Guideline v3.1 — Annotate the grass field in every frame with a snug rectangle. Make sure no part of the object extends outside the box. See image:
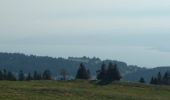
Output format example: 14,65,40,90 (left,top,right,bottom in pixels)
0,80,170,100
